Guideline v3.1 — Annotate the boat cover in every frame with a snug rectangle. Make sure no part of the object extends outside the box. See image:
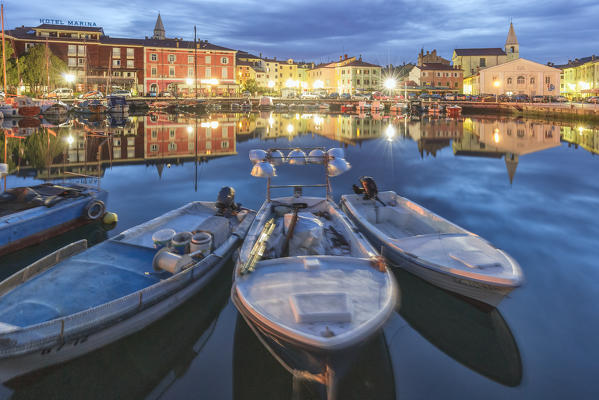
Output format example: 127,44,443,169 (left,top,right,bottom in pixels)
0,184,87,217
